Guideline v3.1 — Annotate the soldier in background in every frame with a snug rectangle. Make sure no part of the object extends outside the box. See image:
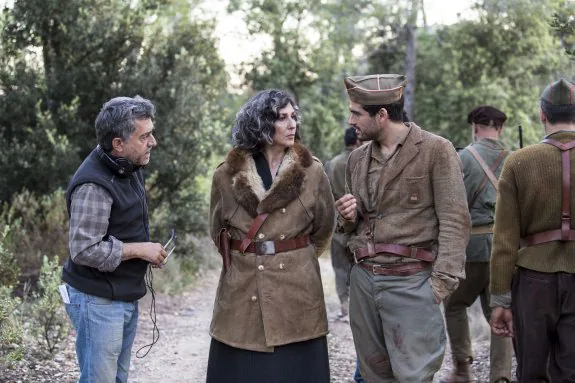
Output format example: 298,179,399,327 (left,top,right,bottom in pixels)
443,106,513,383
327,127,361,320
490,78,575,382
